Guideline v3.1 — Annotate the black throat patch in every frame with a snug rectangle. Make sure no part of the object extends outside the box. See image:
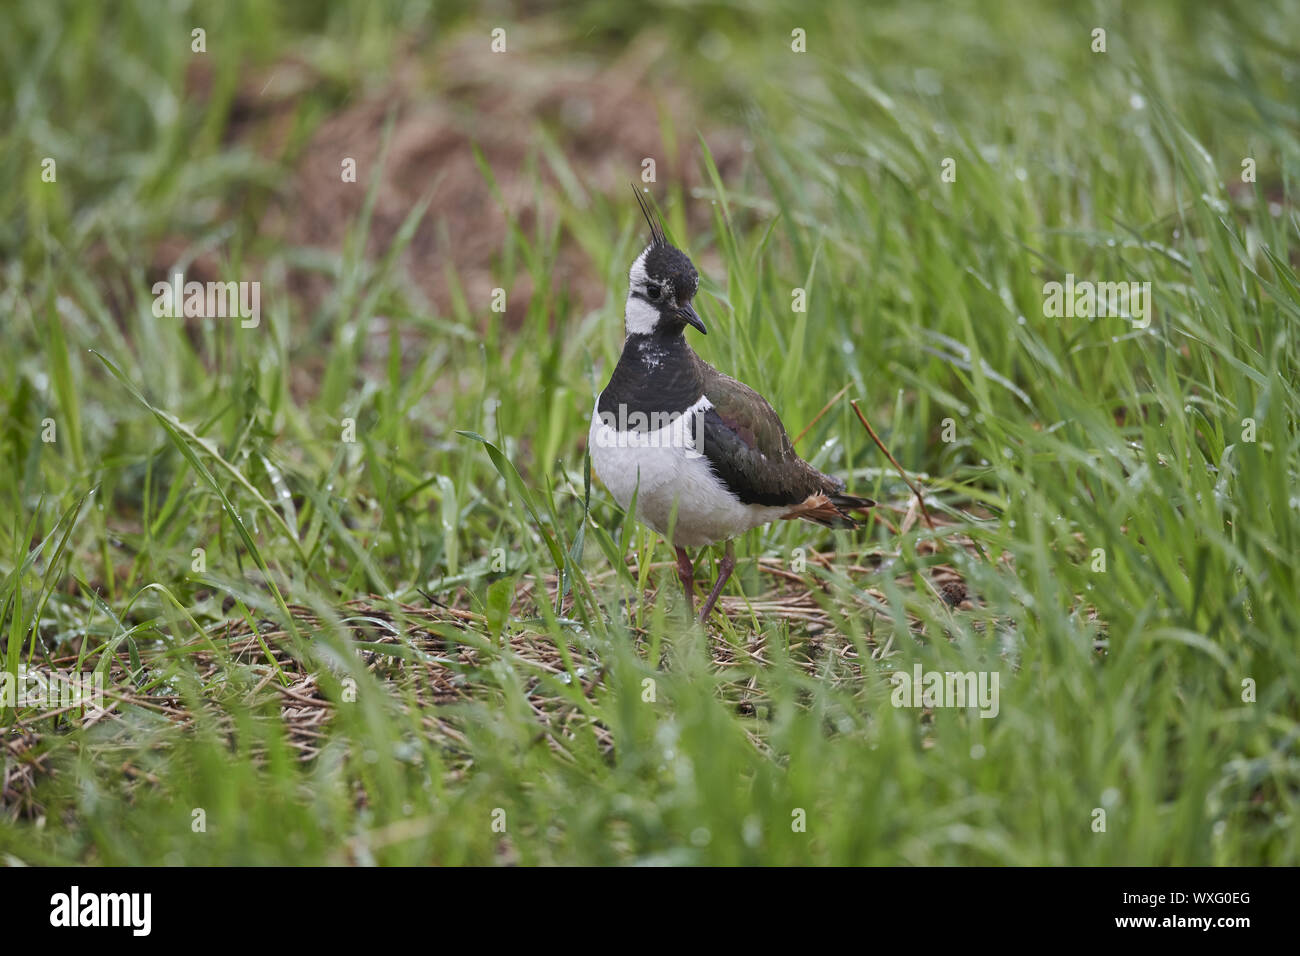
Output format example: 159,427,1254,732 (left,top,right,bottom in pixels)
597,333,705,429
